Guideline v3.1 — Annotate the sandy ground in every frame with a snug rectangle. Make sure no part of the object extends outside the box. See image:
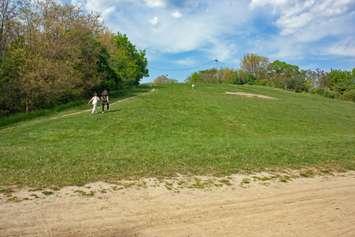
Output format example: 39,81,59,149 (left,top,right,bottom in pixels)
226,91,276,99
1,172,355,237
